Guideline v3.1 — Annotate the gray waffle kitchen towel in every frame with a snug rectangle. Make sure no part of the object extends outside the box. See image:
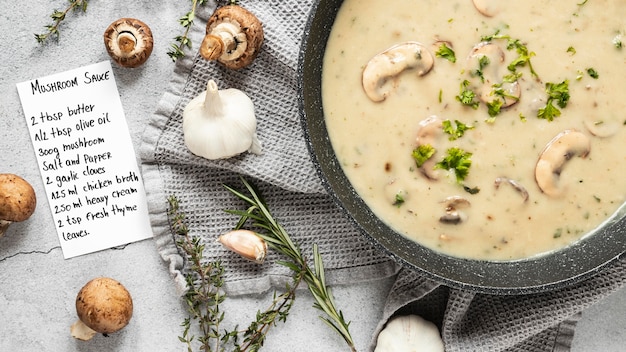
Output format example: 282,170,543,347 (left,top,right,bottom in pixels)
139,1,626,351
